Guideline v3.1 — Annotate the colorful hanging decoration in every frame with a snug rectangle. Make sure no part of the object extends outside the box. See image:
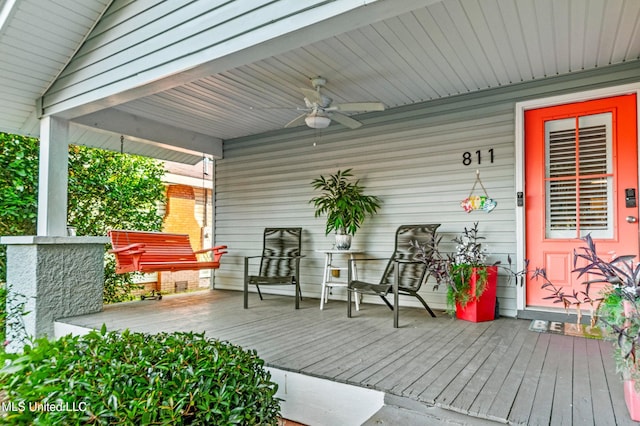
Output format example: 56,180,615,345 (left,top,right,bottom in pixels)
461,170,497,213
